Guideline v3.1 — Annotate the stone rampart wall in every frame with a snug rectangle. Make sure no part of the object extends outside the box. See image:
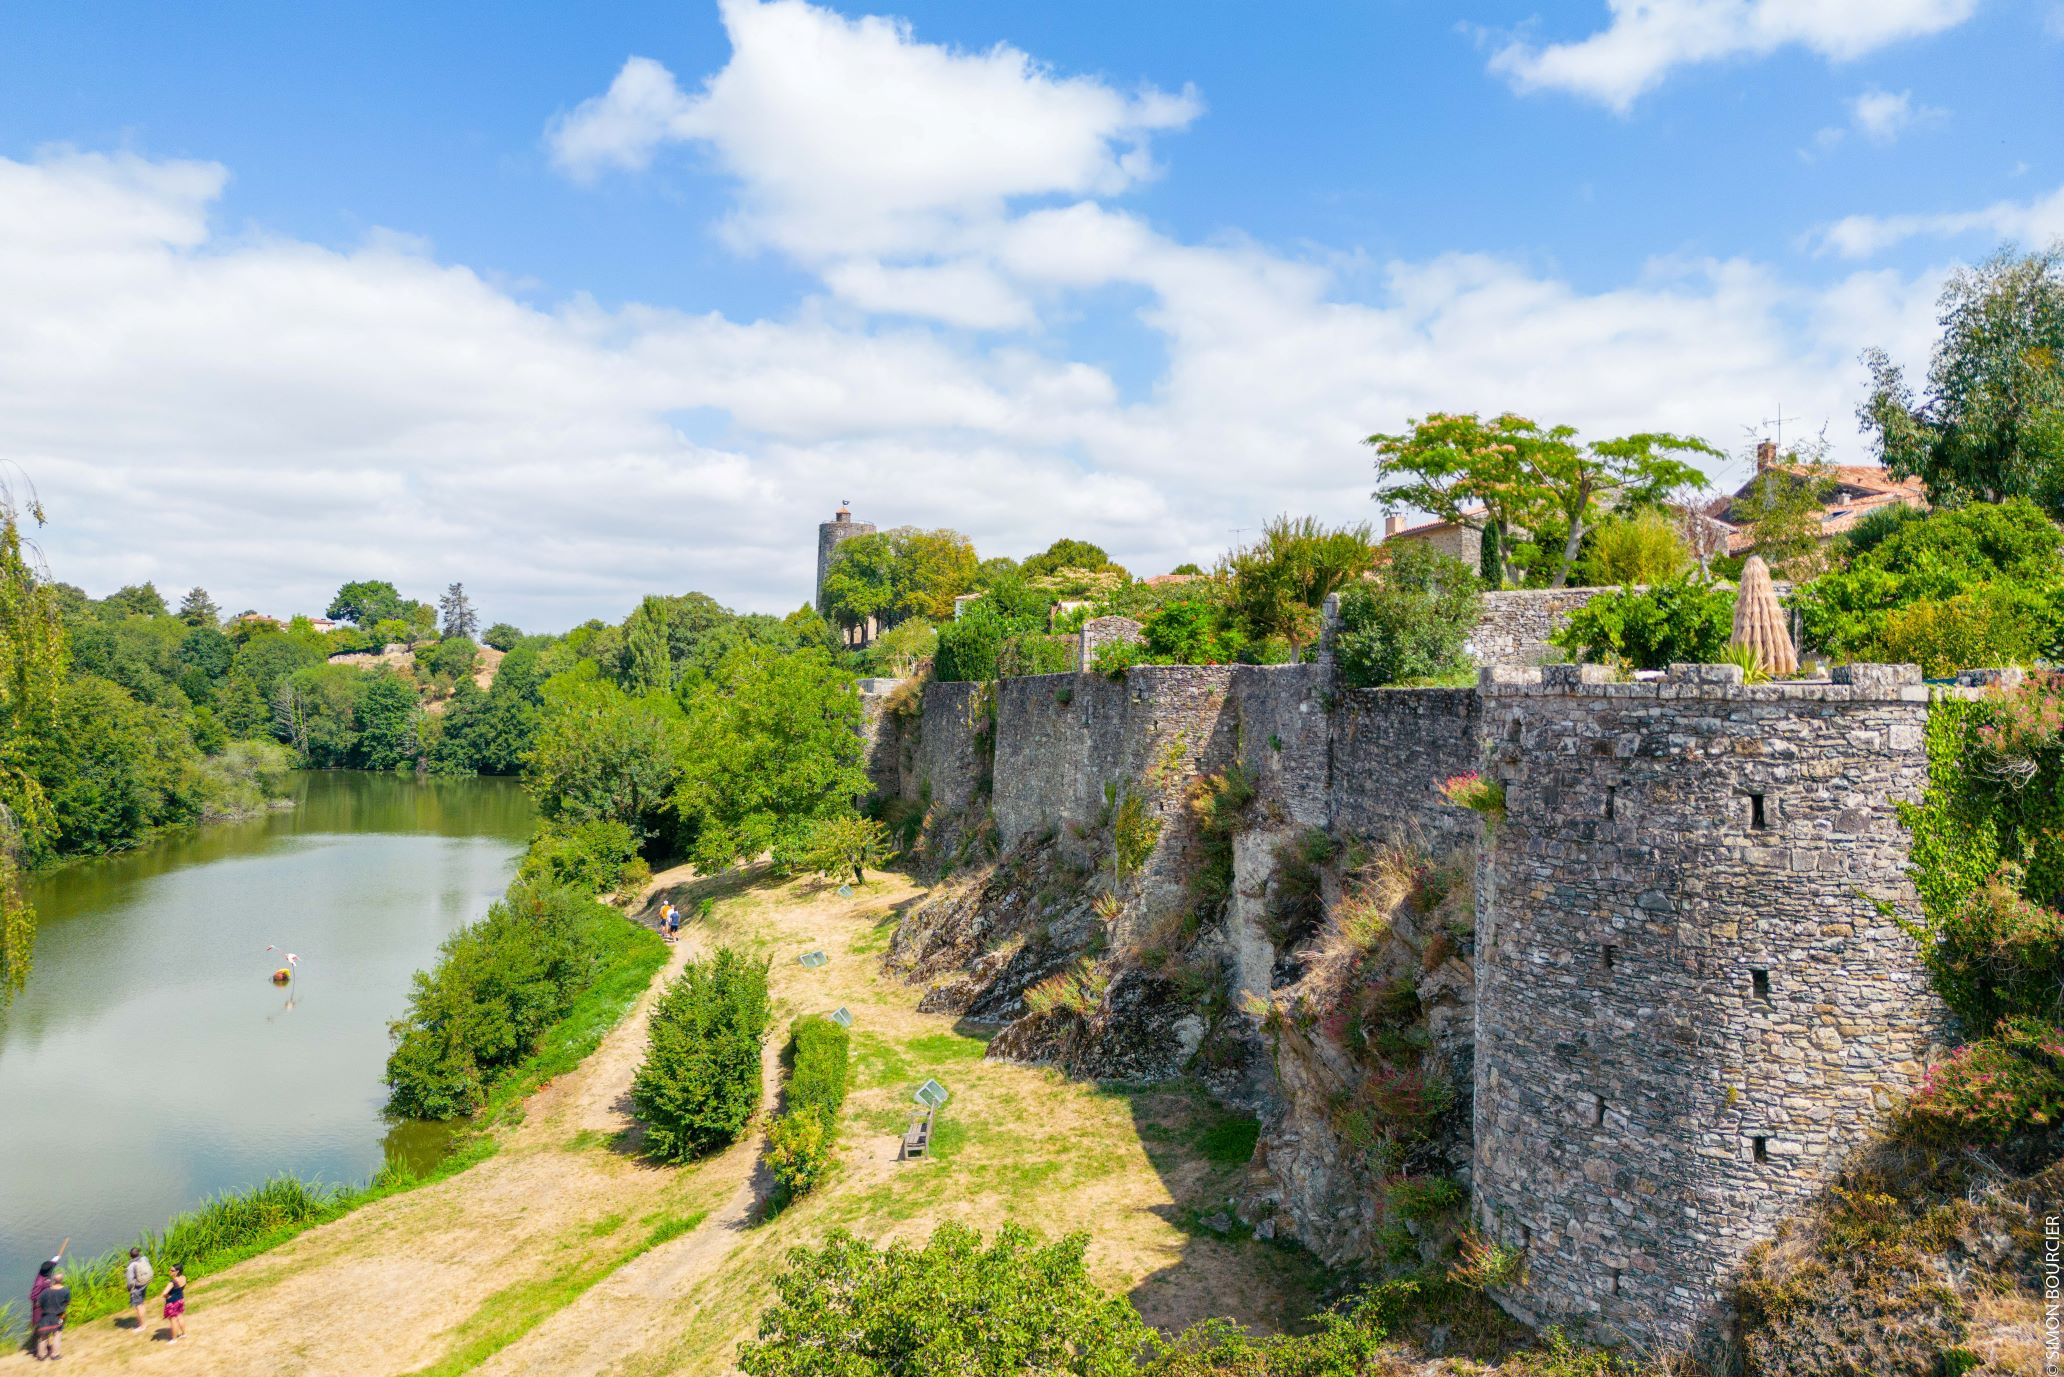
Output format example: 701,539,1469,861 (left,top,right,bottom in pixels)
1471,662,1947,1351
1330,687,1482,851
